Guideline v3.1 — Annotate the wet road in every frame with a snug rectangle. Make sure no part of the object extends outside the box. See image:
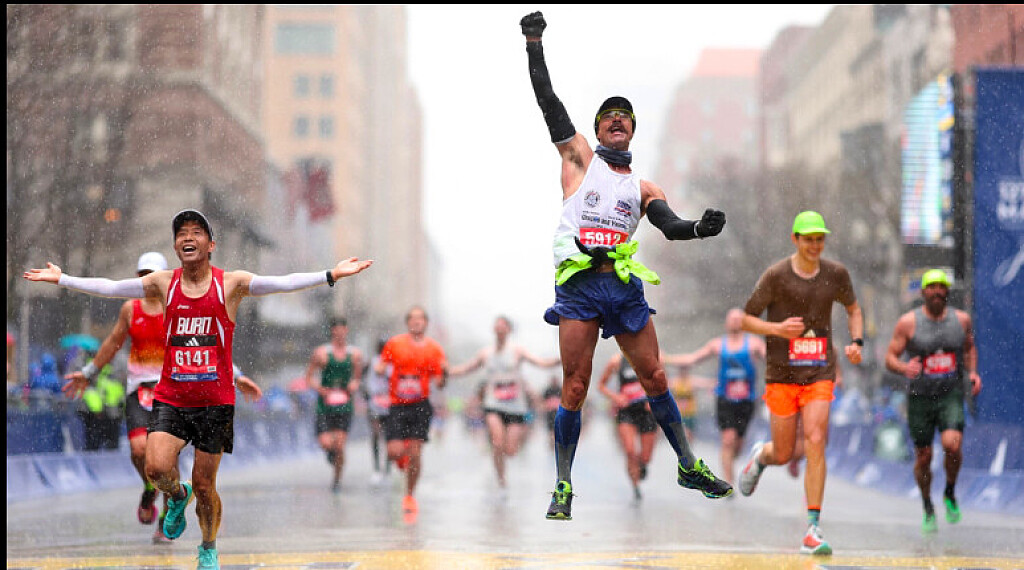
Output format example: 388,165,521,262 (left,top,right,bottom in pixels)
7,413,1024,569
